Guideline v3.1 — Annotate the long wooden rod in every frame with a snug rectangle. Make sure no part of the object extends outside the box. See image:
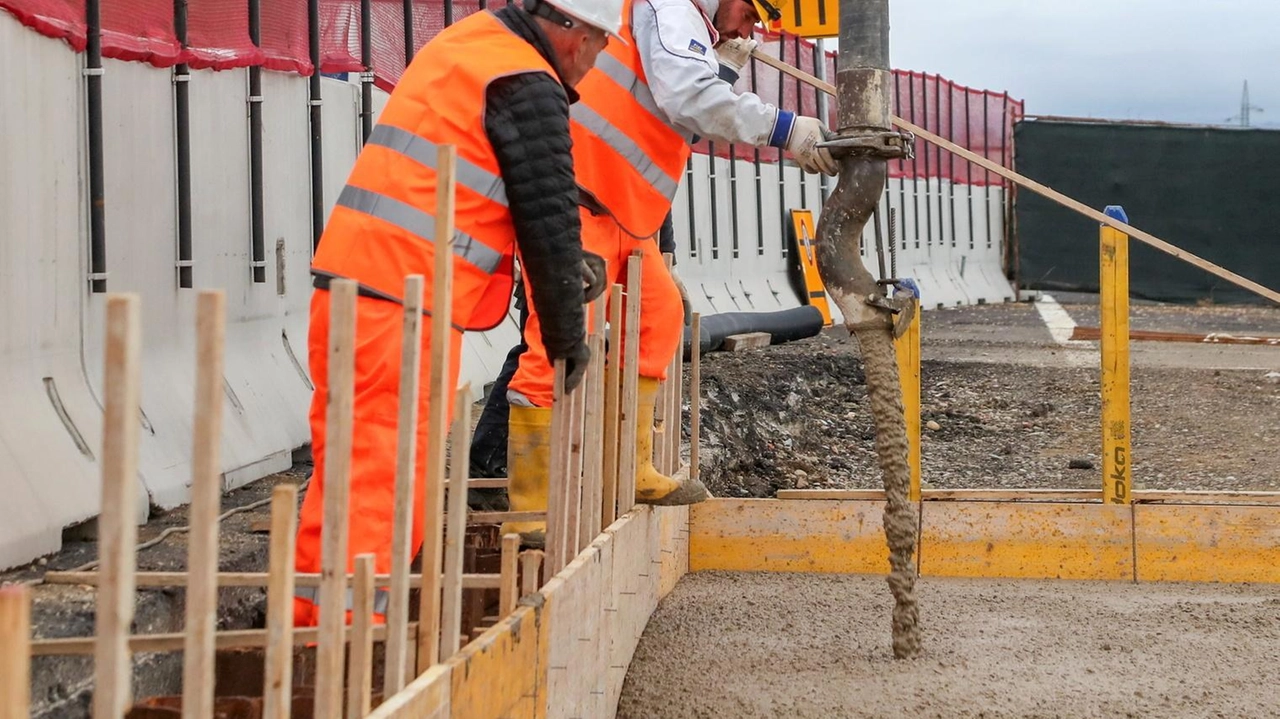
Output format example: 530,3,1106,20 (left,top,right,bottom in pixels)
750,49,1280,306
